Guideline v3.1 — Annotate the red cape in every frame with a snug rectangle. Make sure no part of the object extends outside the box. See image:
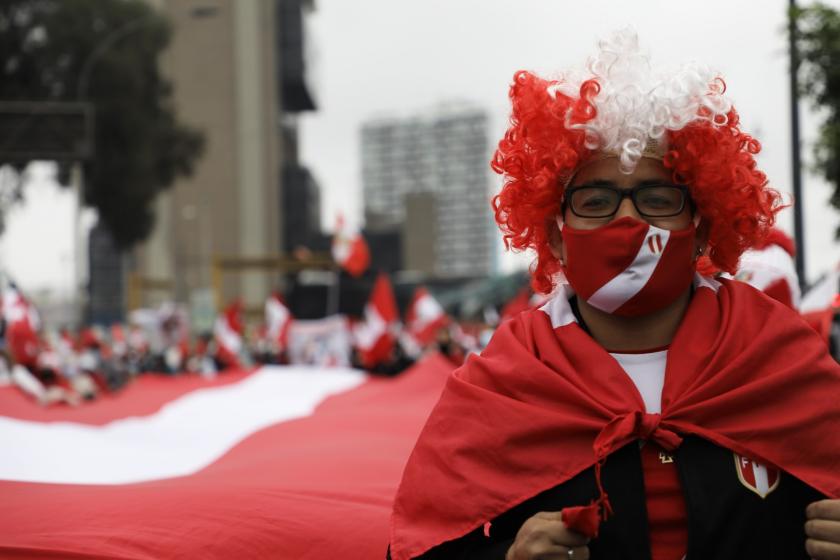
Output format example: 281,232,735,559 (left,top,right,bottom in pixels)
390,278,840,559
